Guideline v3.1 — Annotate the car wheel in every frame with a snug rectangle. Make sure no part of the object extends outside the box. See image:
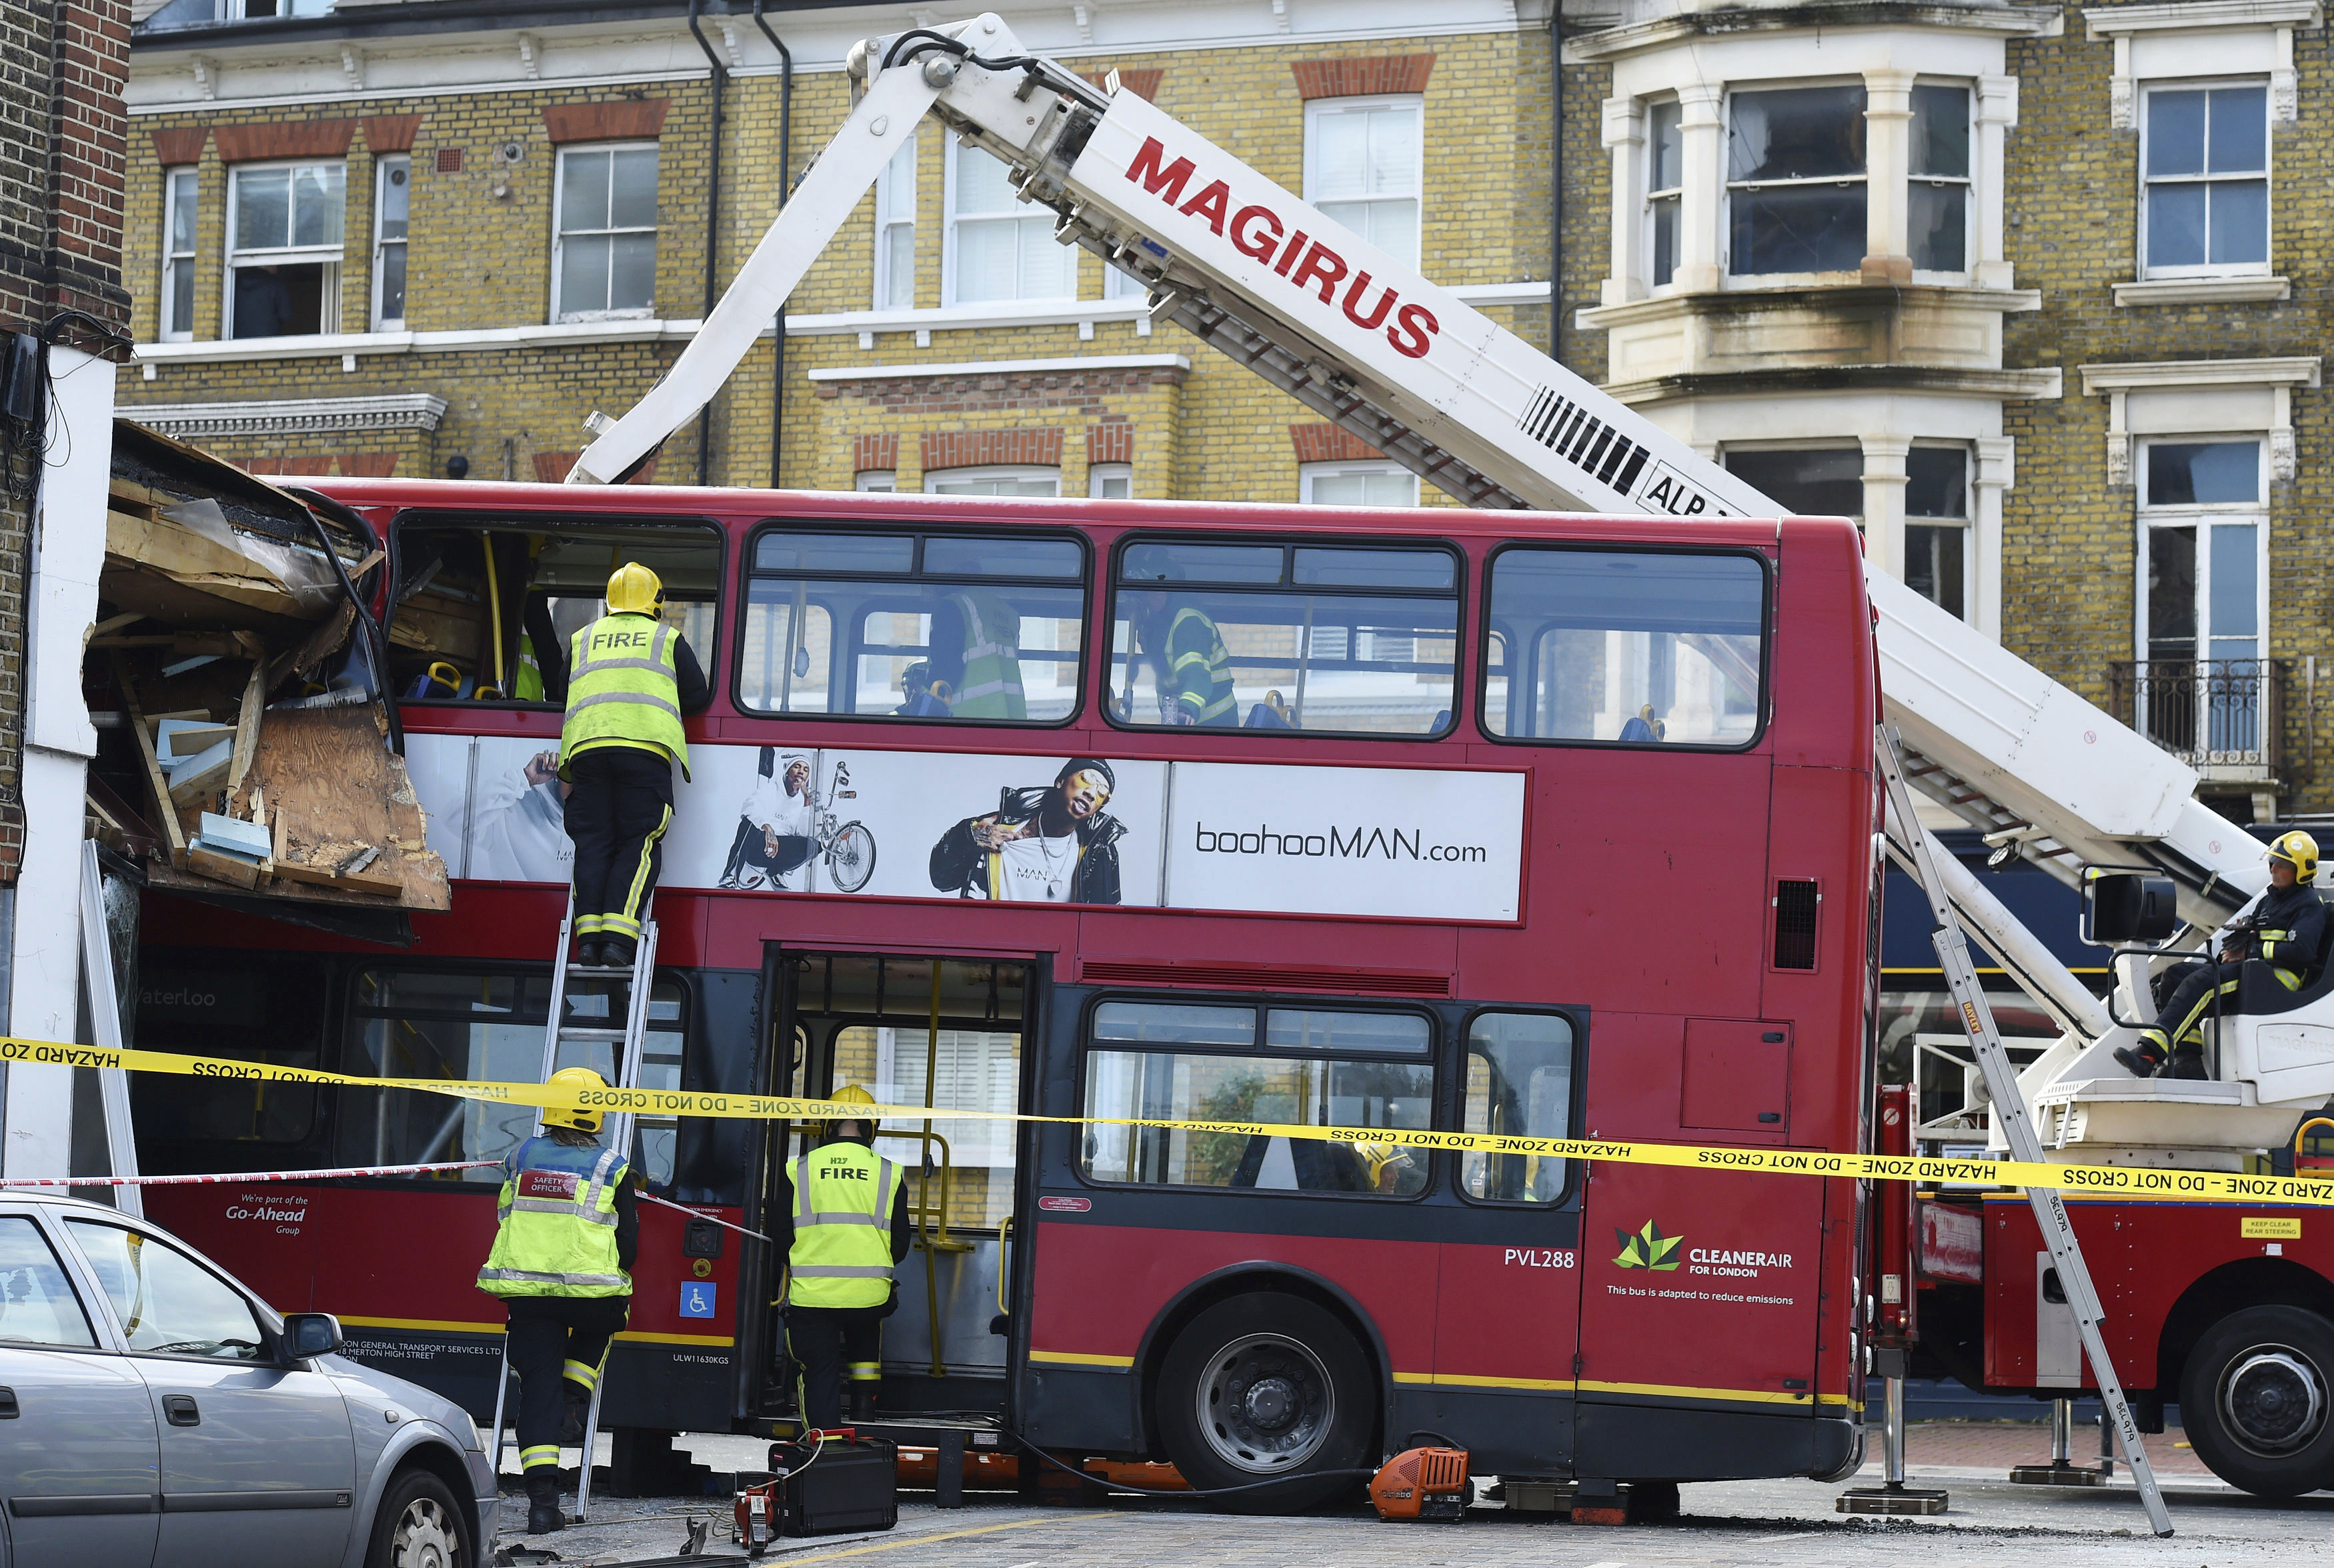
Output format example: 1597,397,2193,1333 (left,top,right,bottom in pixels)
366,1466,471,1568
1156,1292,1373,1513
2178,1304,2334,1497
